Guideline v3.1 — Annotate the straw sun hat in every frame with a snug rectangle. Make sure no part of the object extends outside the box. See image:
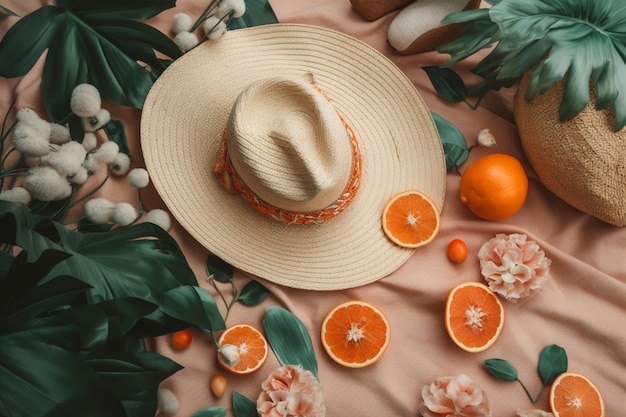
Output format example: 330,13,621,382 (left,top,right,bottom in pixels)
141,24,446,290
